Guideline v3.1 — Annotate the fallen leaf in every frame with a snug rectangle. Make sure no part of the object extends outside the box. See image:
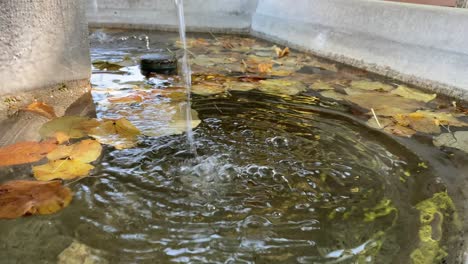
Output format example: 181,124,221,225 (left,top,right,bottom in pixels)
0,140,57,167
224,81,256,92
258,63,273,74
33,160,94,181
390,85,436,102
274,46,290,58
92,61,122,71
0,180,72,219
311,80,335,90
351,80,394,92
47,139,102,163
366,117,394,130
54,132,71,144
167,106,202,135
192,83,226,96
344,90,424,116
258,79,307,96
23,101,57,119
40,116,98,139
433,131,468,153
384,124,417,137
108,94,143,103
320,90,346,101
58,241,107,264
88,118,141,150
394,112,441,134
413,110,468,127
